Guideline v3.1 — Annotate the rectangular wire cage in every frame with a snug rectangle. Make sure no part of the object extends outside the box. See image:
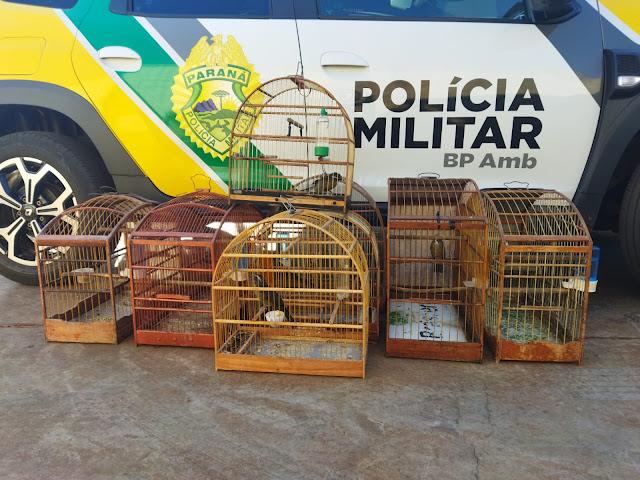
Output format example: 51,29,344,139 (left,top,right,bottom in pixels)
36,194,154,344
128,192,263,348
212,210,369,378
482,189,592,363
386,178,488,362
228,76,355,211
